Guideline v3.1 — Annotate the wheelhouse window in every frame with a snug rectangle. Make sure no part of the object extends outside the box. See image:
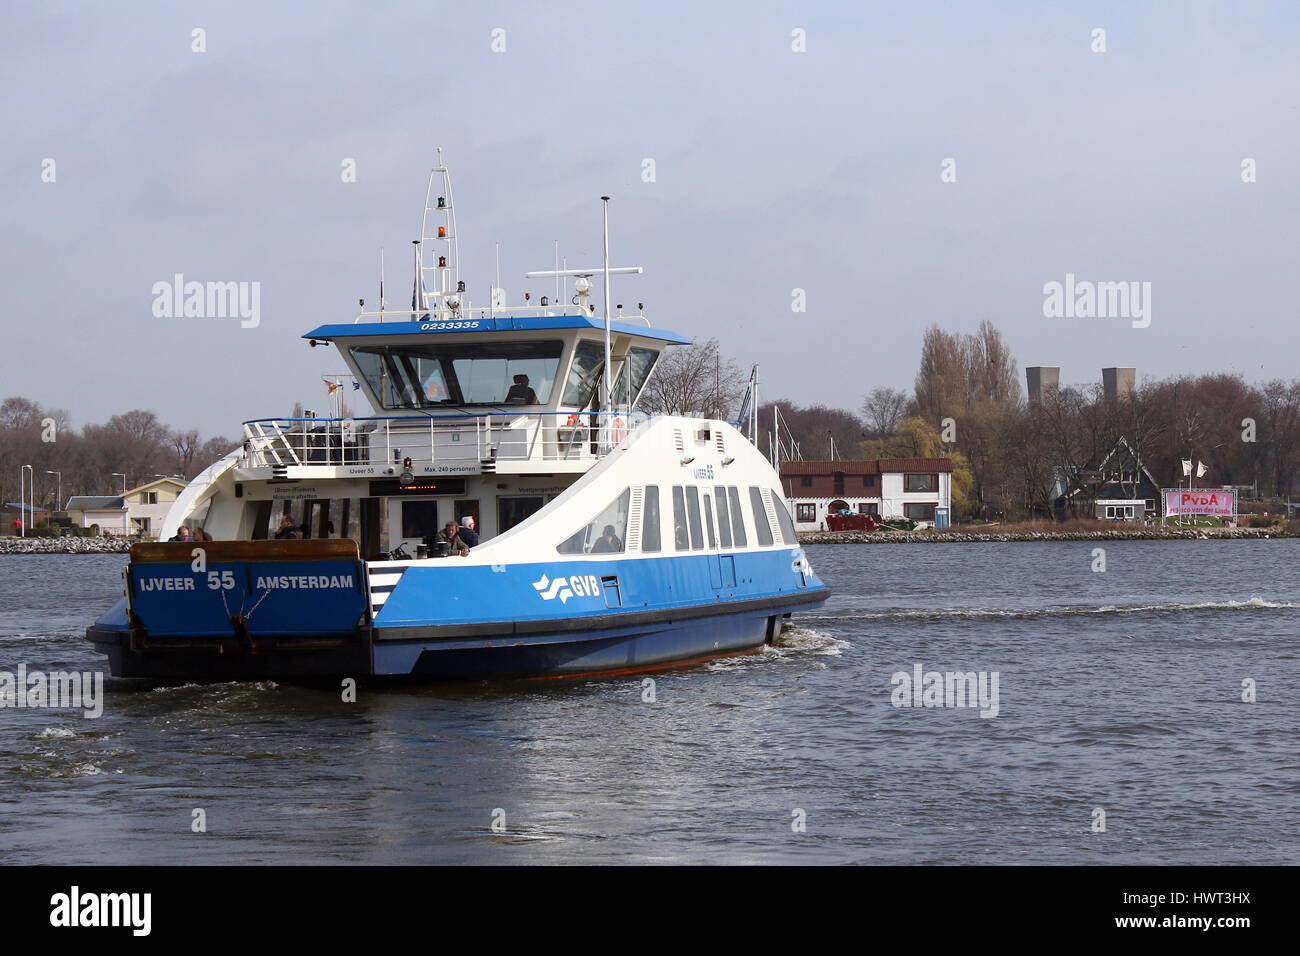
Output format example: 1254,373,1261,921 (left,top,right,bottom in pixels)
351,340,563,409
558,488,630,554
562,340,606,409
612,347,660,406
905,473,938,492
